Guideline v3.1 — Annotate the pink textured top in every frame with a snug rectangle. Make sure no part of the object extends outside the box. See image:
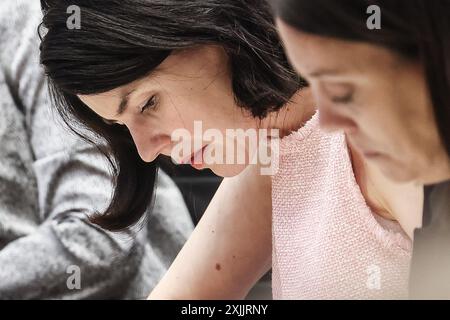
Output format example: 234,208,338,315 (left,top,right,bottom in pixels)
271,112,412,299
